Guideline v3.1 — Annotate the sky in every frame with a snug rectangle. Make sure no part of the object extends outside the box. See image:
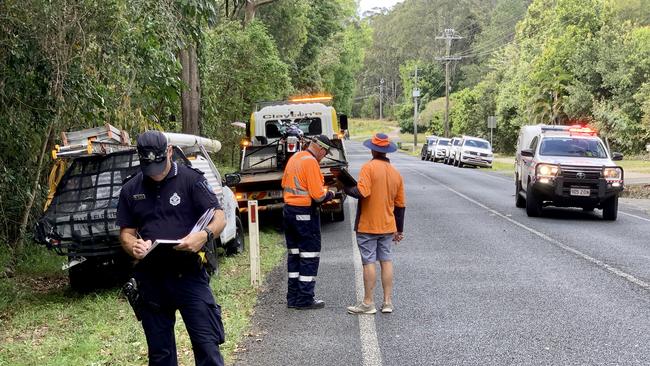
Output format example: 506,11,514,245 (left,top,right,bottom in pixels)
358,0,405,15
